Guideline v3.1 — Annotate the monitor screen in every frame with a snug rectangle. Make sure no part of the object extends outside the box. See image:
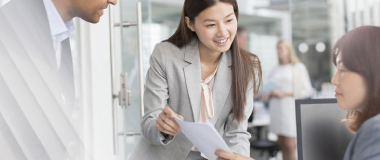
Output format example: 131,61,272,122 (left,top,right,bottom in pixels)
296,99,355,160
